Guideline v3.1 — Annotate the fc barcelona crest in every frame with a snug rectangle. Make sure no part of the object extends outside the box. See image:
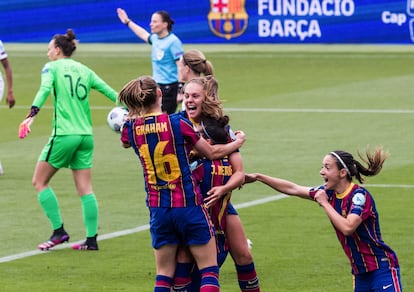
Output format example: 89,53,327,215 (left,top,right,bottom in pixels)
208,0,248,40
